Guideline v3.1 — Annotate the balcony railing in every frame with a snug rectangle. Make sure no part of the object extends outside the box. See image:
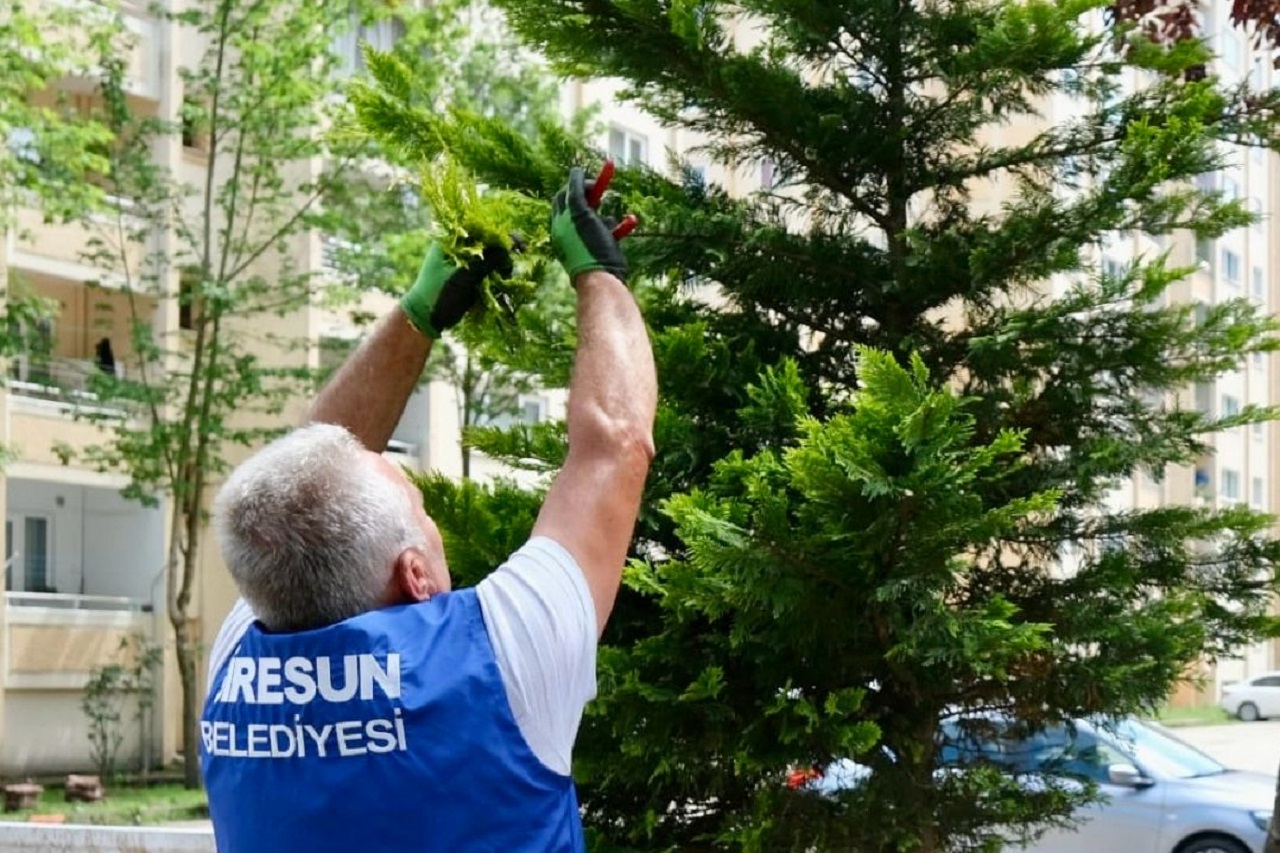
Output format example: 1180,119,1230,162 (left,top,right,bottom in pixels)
5,591,150,612
8,355,137,416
